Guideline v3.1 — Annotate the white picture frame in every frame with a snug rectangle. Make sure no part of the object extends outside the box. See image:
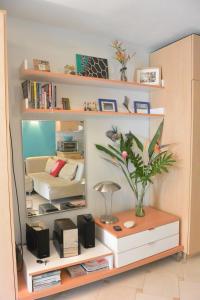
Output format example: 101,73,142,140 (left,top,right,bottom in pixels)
136,68,161,86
